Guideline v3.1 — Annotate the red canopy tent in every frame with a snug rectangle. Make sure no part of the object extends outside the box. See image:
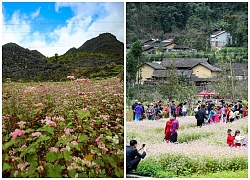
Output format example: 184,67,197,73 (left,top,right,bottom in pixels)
198,90,210,96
